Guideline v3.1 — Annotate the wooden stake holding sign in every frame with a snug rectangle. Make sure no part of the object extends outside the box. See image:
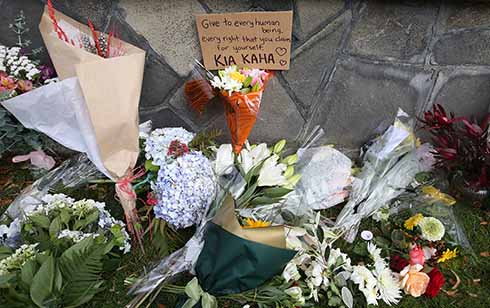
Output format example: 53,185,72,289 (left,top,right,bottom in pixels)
195,11,293,70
